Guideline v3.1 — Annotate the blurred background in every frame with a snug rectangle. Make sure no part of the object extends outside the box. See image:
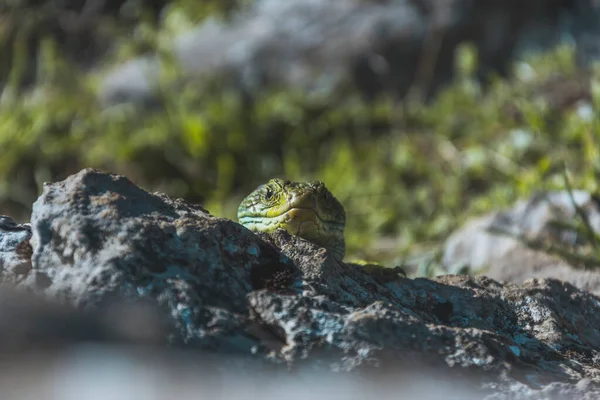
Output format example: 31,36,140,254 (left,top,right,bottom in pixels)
1,0,599,266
